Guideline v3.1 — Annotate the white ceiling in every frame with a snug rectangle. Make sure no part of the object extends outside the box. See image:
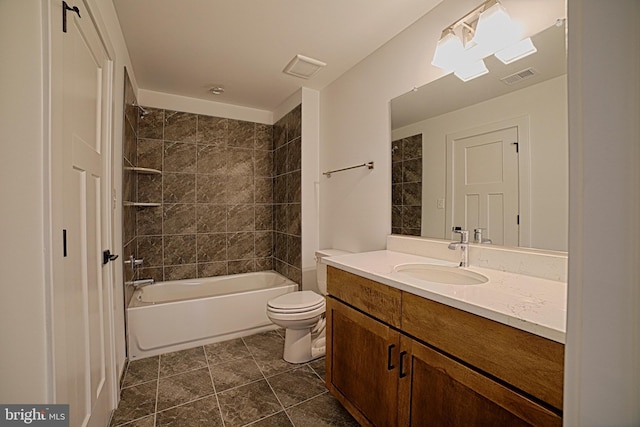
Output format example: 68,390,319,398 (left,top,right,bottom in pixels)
113,0,443,112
